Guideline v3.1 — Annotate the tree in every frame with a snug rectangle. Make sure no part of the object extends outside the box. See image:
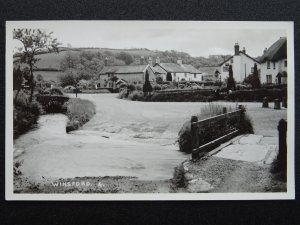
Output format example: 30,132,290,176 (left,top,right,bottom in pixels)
226,65,236,90
60,51,80,71
116,52,134,65
13,29,60,101
243,63,261,88
13,66,27,102
59,69,83,97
